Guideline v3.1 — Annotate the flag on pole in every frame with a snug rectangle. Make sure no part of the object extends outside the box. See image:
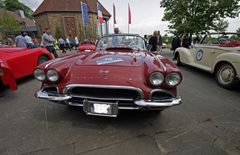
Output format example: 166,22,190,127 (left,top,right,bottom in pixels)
81,2,89,25
128,3,131,24
97,2,104,24
113,4,117,24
